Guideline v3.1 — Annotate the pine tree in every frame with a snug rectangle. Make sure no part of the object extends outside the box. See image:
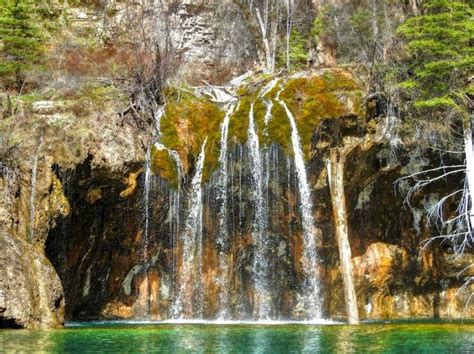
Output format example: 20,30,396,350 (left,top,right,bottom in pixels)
0,0,43,90
396,0,474,255
397,0,473,115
